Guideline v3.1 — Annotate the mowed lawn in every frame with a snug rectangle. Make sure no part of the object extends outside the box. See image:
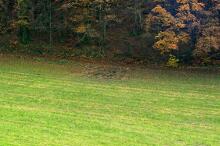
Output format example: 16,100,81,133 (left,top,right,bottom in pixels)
0,56,219,146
